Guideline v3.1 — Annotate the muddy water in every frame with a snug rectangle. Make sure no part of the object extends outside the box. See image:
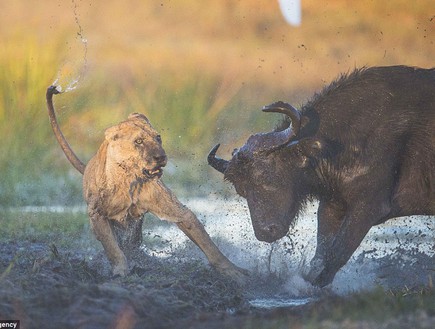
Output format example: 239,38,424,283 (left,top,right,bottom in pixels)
1,198,433,328
11,198,435,300
145,197,434,305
